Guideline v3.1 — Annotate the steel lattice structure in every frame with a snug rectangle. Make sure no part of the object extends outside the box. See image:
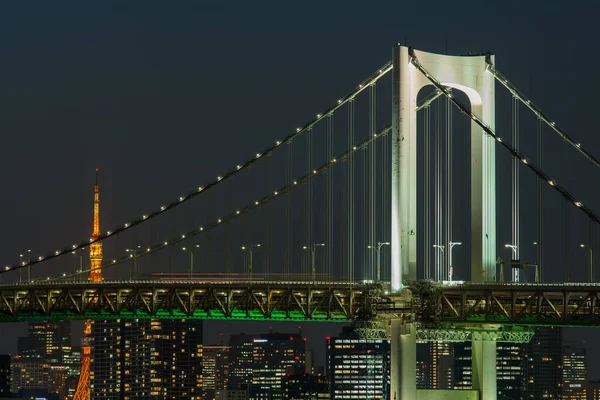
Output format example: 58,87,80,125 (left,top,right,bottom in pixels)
0,281,396,322
414,282,600,327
